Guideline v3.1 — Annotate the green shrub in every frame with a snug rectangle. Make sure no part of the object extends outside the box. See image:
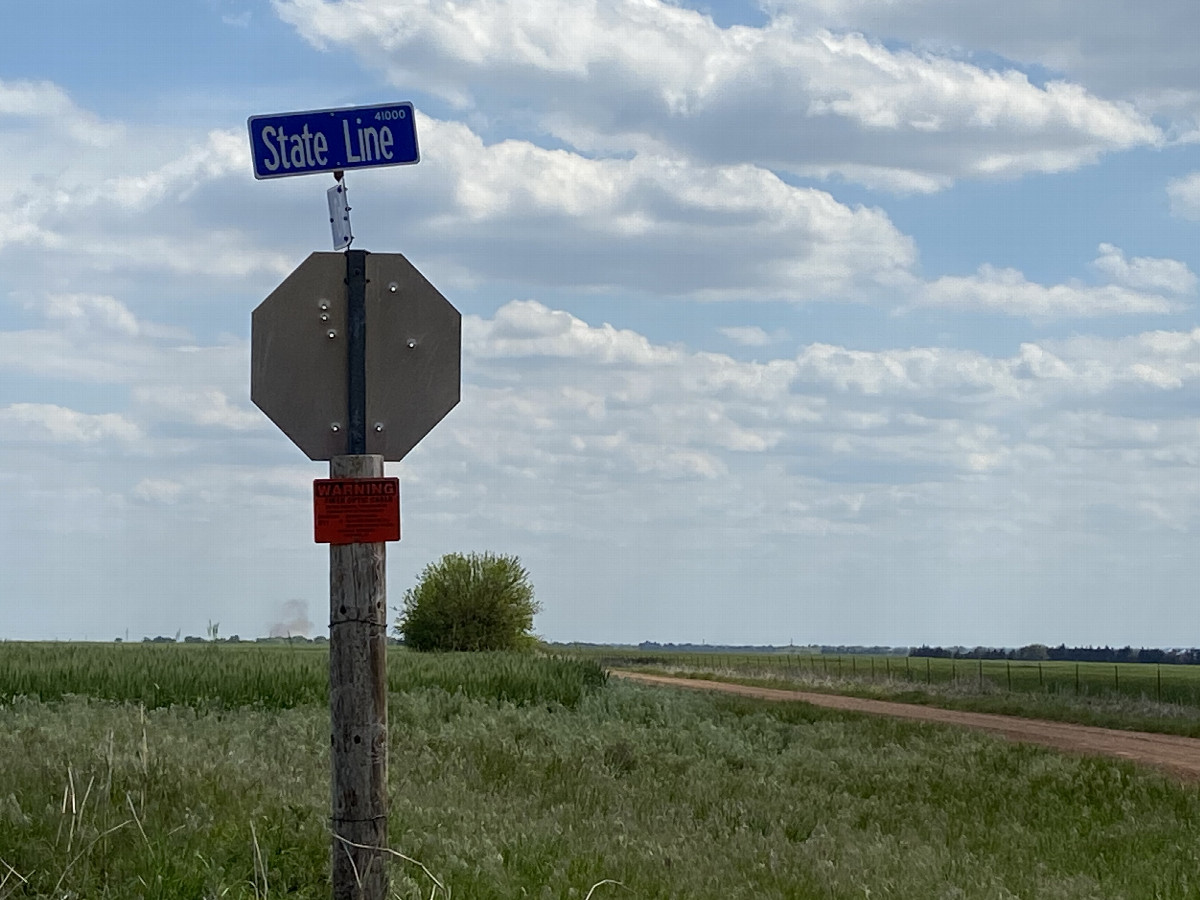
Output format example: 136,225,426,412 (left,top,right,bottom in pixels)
397,552,541,652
